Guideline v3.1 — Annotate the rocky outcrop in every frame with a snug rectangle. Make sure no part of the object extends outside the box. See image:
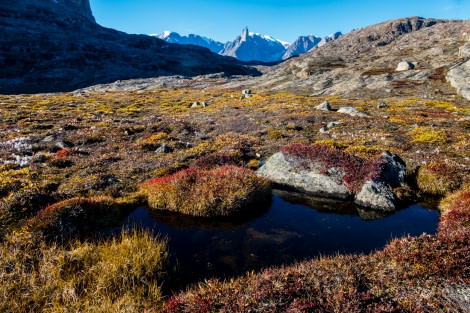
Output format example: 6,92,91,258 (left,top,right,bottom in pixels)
446,31,470,100
257,145,407,211
256,152,351,199
447,60,470,101
0,0,258,94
